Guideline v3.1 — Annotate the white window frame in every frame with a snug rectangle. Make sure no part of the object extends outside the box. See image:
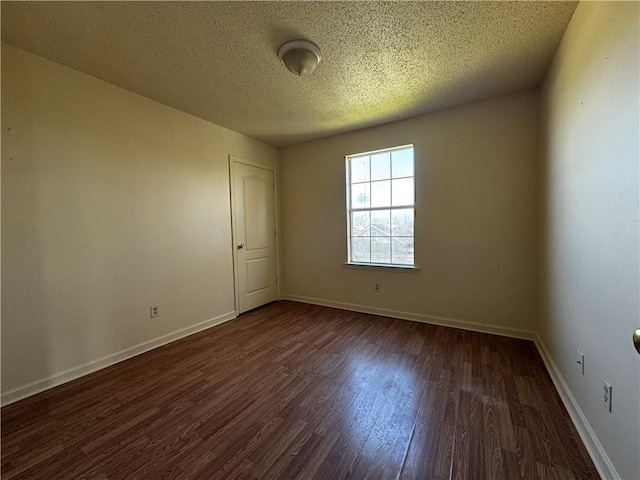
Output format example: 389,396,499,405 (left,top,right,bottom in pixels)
345,144,417,271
